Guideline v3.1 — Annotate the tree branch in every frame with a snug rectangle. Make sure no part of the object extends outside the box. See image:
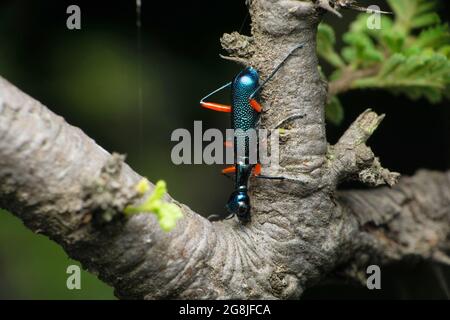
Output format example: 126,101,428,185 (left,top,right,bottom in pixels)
327,65,380,100
339,169,450,281
328,109,400,187
0,0,449,299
